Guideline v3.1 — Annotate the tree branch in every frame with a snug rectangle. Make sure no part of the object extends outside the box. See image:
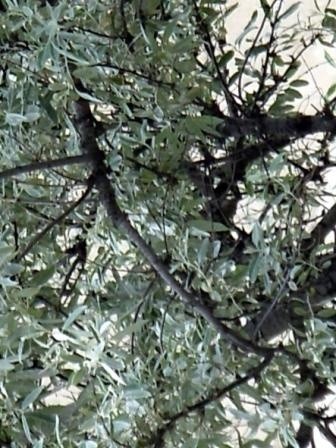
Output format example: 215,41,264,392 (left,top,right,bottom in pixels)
217,114,336,139
150,354,273,448
0,154,92,181
302,201,336,253
73,96,273,356
246,247,336,340
17,181,93,261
